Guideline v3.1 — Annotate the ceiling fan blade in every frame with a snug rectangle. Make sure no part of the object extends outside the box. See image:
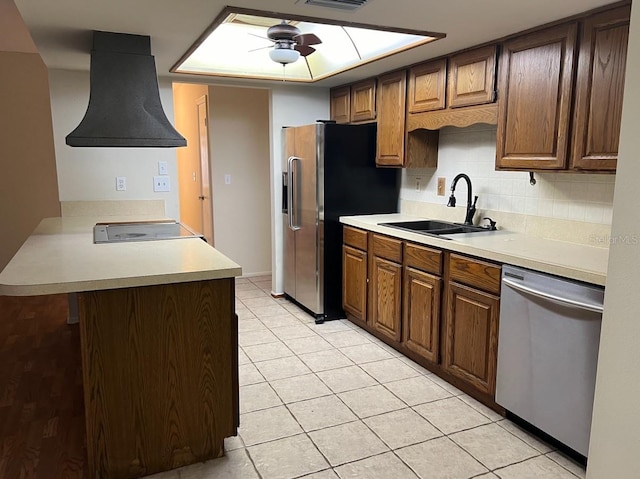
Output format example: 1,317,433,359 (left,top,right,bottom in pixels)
294,33,322,46
248,45,273,53
295,45,316,57
248,32,273,42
